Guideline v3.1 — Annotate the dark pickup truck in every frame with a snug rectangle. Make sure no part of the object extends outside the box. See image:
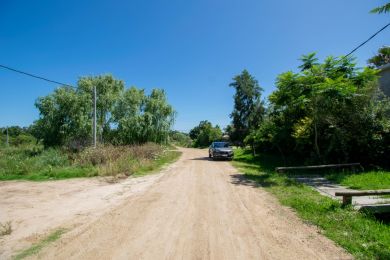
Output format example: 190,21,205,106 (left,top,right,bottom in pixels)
208,142,234,160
